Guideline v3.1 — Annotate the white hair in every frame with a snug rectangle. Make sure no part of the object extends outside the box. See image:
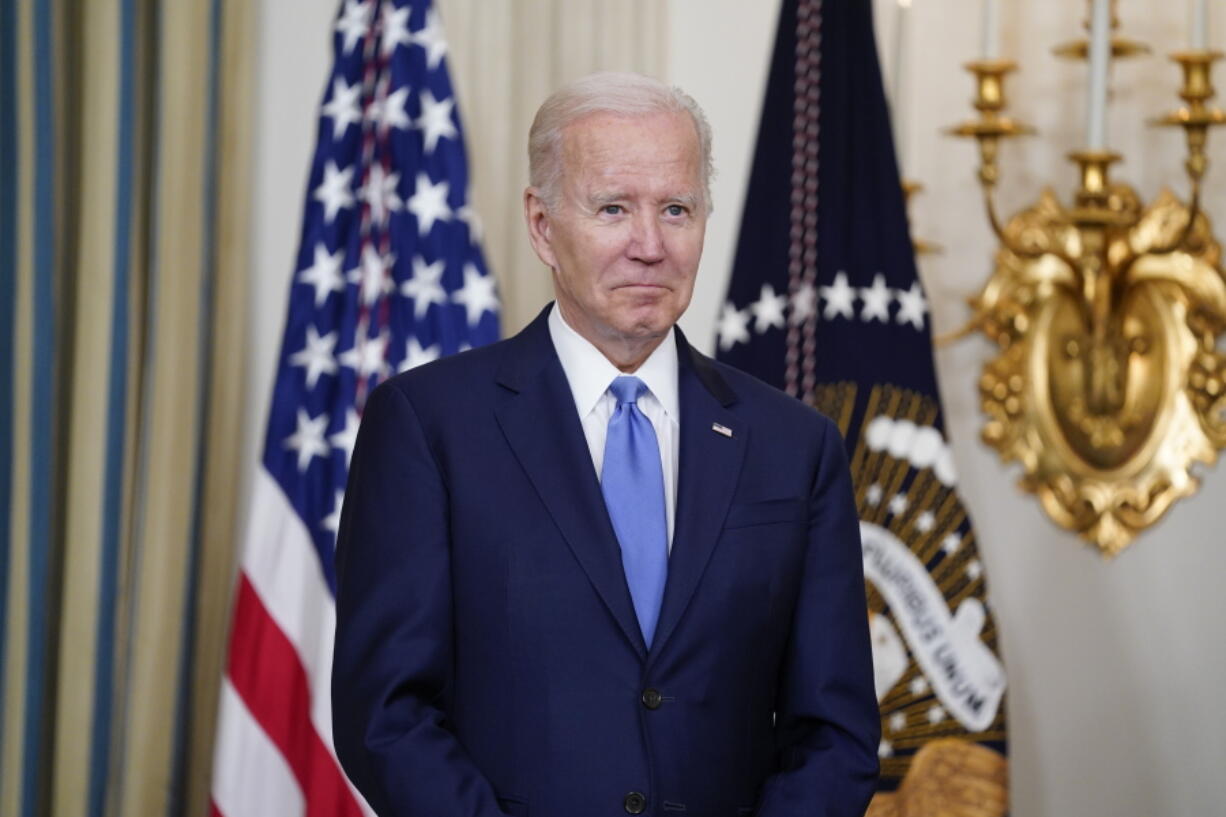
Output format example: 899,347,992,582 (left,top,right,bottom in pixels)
528,71,715,212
